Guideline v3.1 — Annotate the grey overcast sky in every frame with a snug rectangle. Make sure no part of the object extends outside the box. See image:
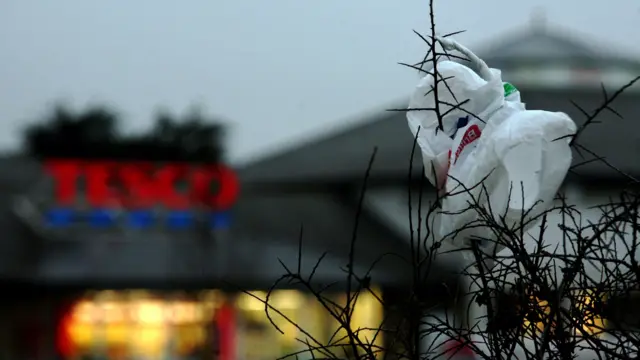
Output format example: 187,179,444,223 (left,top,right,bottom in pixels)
1,0,638,165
